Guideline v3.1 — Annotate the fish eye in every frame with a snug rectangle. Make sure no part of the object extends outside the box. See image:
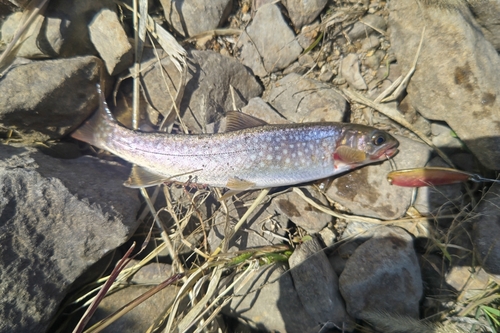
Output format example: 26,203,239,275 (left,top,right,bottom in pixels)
372,133,386,146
